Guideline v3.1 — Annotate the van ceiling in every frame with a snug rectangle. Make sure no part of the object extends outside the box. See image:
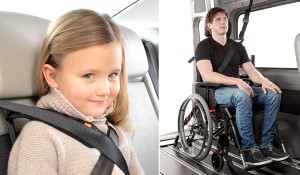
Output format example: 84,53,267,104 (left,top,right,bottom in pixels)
113,0,159,29
0,0,139,21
